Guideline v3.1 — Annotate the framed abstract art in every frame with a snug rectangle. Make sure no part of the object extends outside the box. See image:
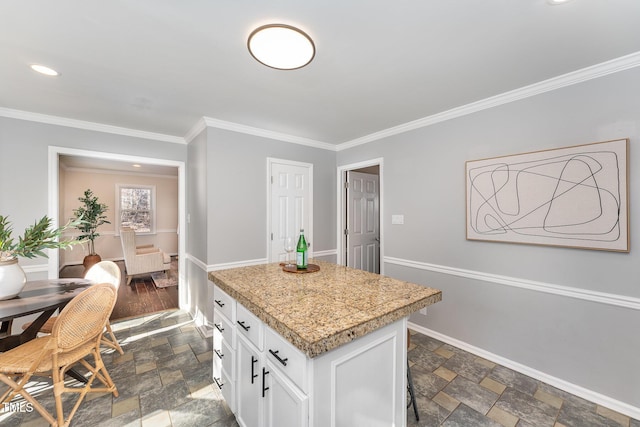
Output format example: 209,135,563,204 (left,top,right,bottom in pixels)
466,139,629,252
